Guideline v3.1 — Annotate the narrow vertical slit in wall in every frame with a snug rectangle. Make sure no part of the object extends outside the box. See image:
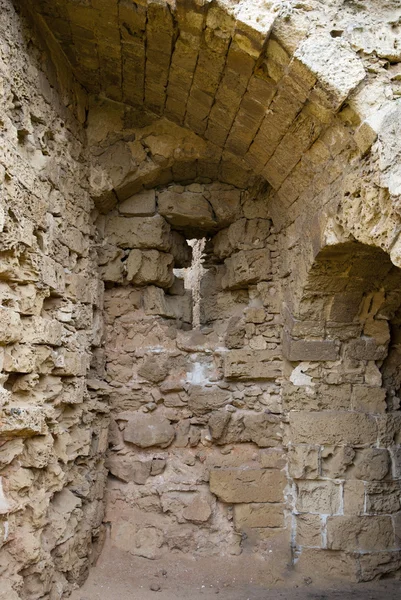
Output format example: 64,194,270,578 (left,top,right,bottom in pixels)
174,237,206,329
